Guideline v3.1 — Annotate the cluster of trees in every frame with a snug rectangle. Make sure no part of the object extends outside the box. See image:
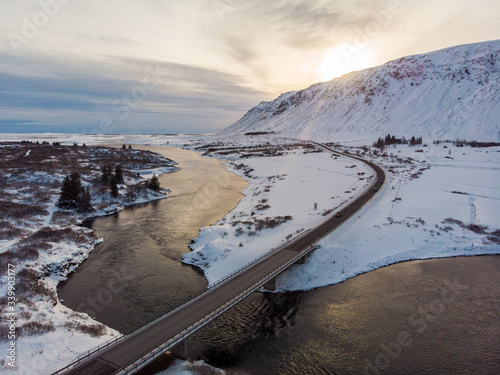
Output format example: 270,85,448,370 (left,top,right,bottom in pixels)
433,139,500,148
122,144,133,149
59,165,161,213
58,172,92,212
101,165,124,197
21,140,58,145
374,134,423,149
